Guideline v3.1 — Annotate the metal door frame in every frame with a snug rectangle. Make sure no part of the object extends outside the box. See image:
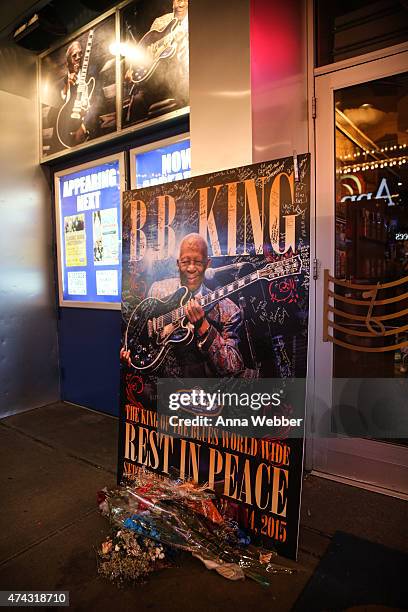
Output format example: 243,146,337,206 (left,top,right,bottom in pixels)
311,47,408,498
